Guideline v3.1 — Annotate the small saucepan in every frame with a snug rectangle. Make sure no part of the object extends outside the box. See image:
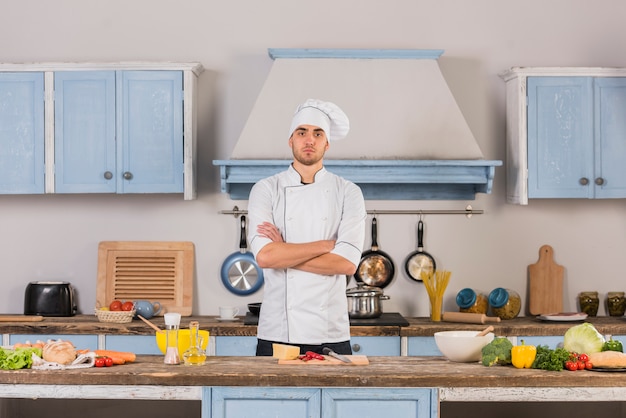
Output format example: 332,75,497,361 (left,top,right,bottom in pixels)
404,220,436,282
353,216,395,288
220,216,264,295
